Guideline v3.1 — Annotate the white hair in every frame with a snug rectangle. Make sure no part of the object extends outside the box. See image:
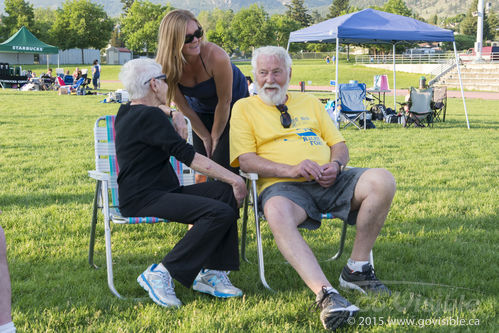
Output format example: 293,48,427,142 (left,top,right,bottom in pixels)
119,58,163,100
251,46,292,77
